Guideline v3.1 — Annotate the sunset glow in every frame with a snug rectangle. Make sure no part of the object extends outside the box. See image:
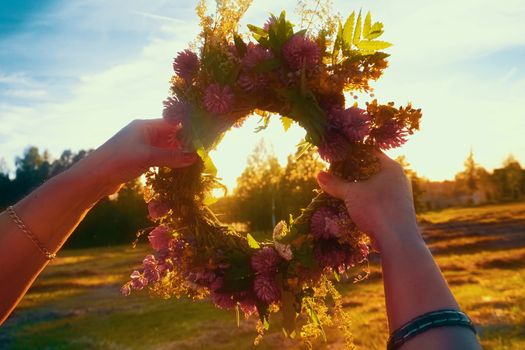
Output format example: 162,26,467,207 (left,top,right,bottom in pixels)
1,0,524,191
